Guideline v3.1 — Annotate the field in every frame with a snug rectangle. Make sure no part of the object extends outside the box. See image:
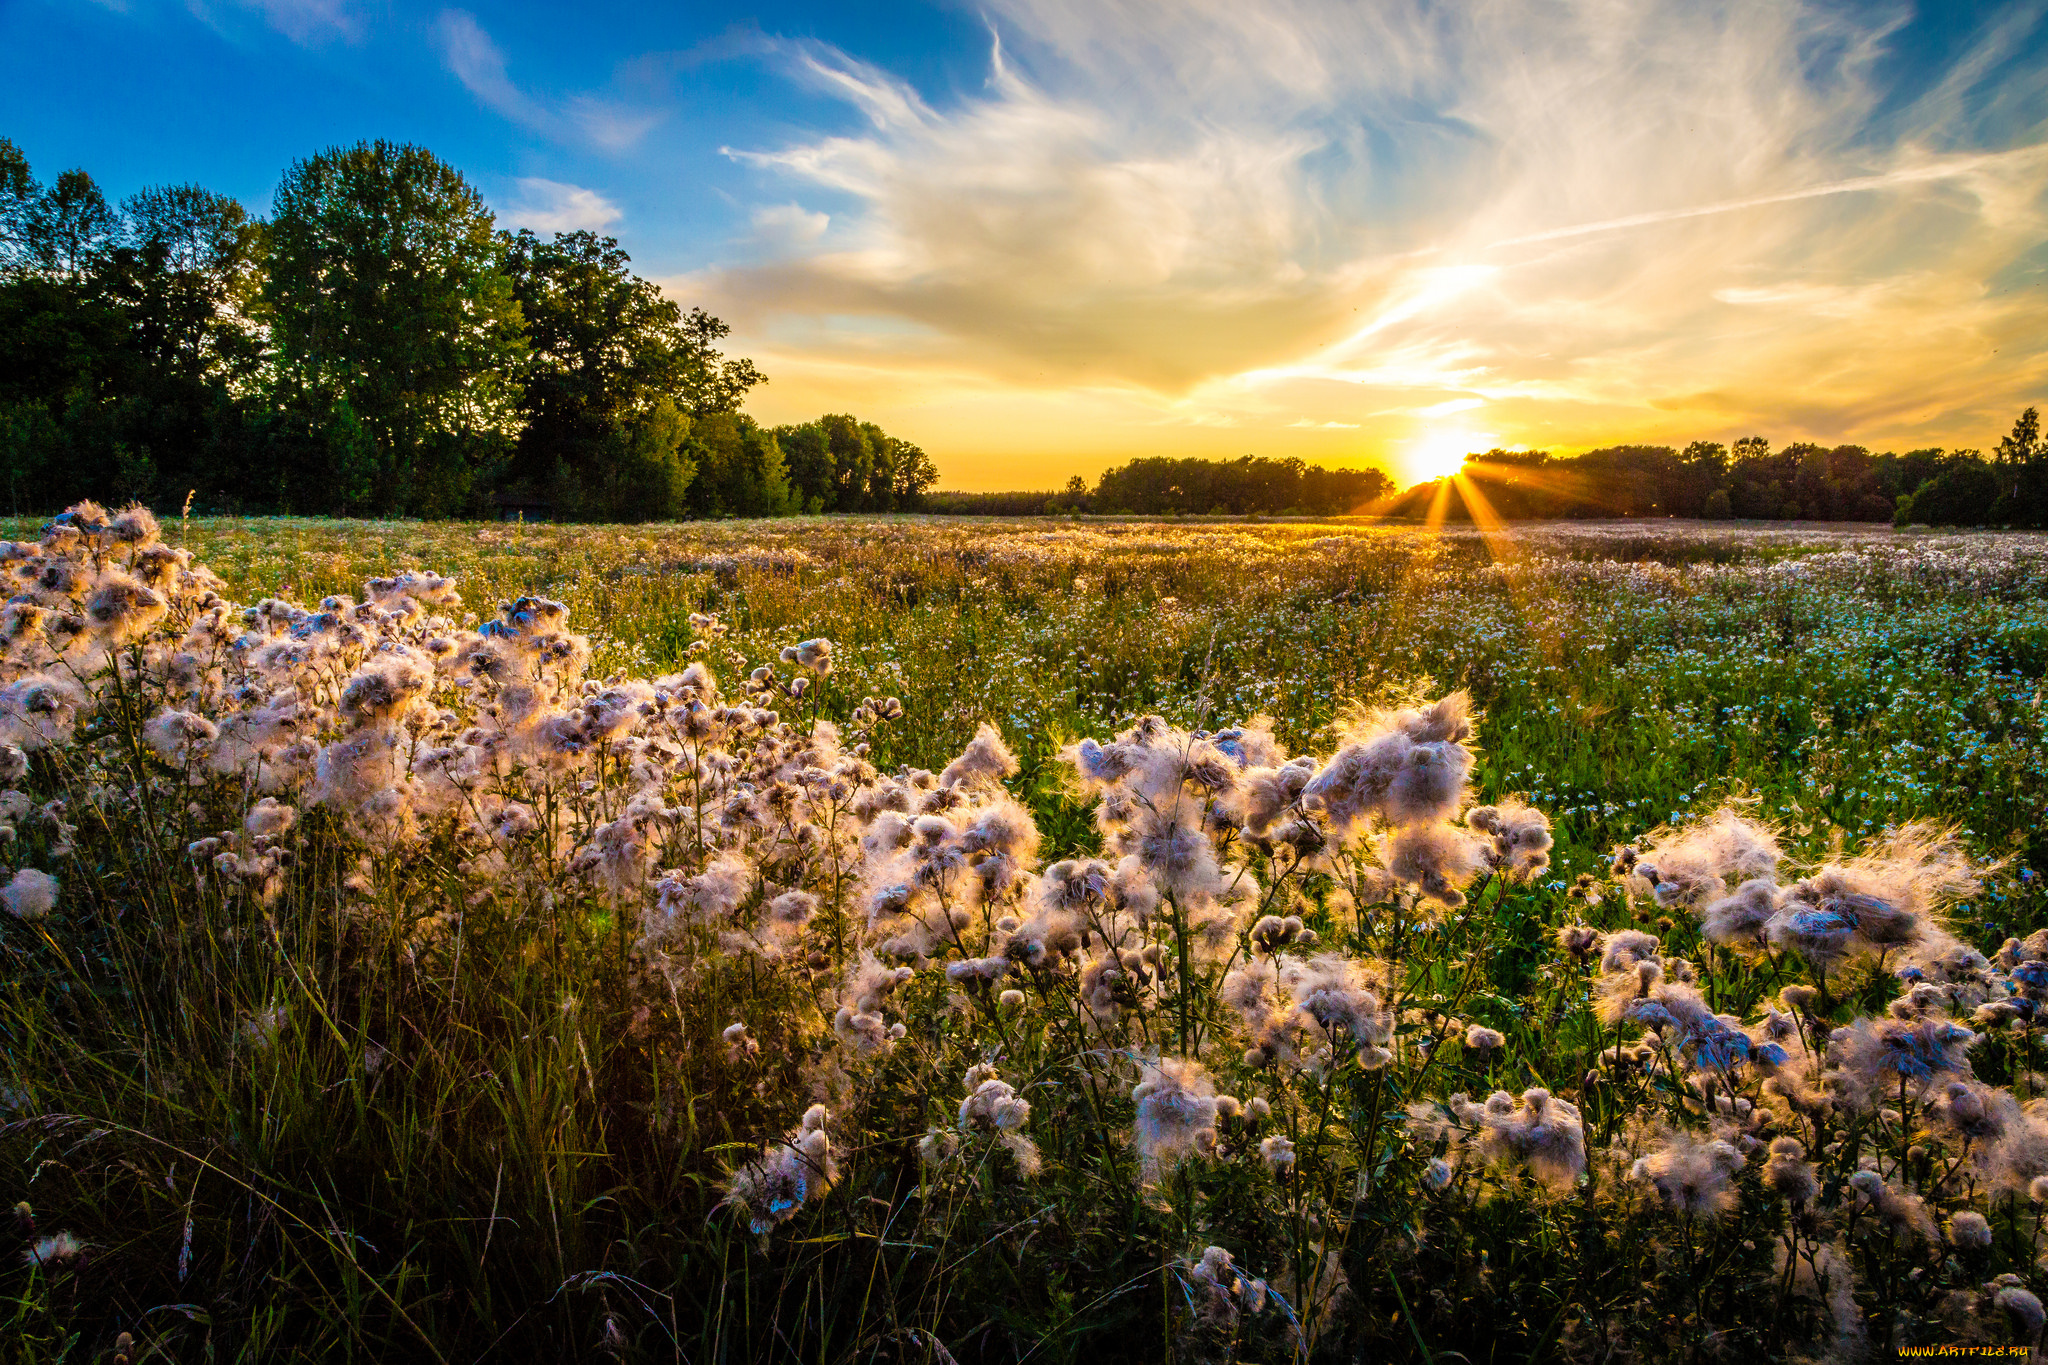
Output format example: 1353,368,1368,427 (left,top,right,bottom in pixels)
4,510,2048,1363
